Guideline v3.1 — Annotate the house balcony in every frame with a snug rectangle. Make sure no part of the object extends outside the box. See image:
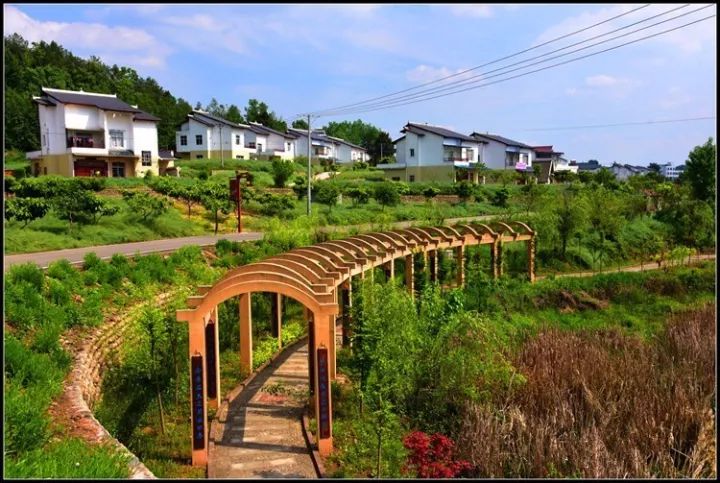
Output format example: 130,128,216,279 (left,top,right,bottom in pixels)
444,157,473,163
244,142,256,149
